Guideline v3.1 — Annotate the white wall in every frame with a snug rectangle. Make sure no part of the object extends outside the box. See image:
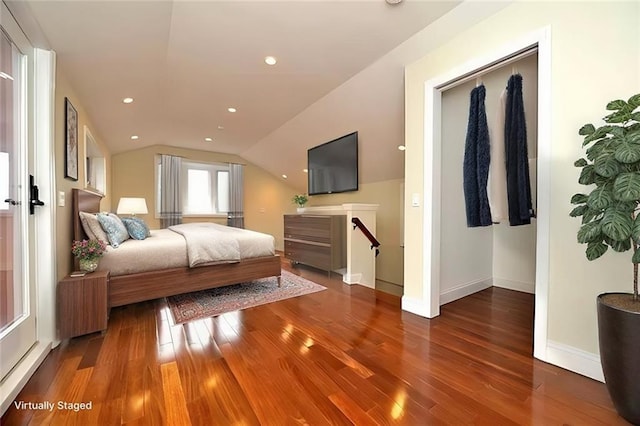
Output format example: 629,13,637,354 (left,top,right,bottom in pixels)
405,1,639,378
